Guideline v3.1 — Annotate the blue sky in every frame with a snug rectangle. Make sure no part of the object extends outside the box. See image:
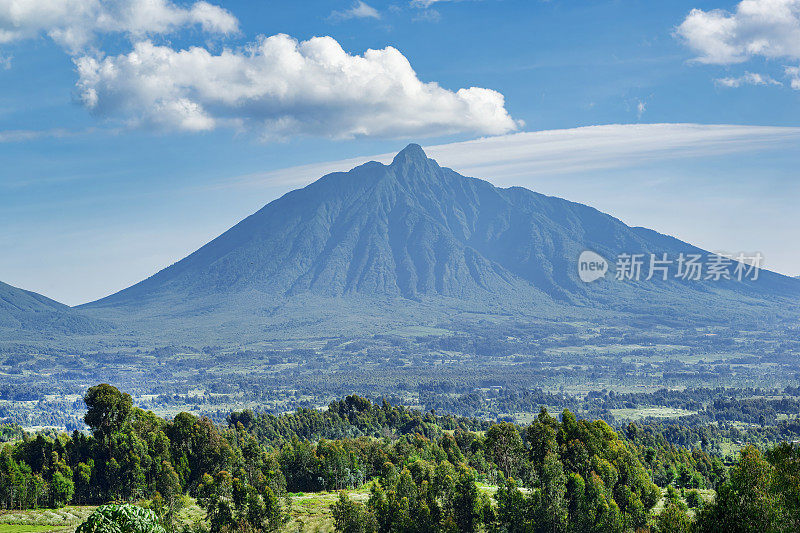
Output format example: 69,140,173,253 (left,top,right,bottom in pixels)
1,0,799,305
